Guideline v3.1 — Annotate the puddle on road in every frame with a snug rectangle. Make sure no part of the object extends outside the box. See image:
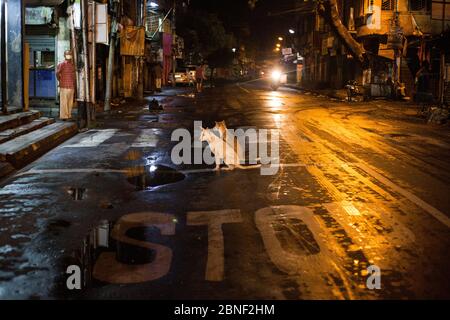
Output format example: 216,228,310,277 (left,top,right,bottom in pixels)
140,115,159,123
176,93,195,98
127,165,185,190
46,219,72,236
59,218,168,292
